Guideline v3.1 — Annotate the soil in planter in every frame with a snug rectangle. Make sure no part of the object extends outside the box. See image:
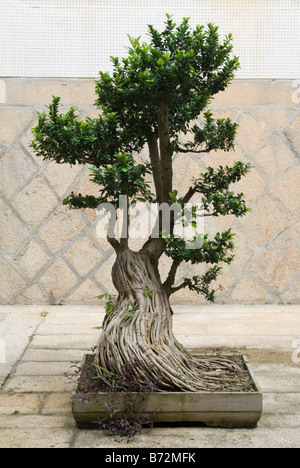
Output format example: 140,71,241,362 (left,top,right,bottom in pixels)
75,354,257,395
